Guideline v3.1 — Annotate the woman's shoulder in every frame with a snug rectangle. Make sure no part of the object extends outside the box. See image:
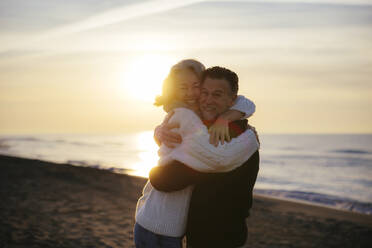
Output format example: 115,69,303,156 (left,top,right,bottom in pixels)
173,107,195,116
170,107,202,128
